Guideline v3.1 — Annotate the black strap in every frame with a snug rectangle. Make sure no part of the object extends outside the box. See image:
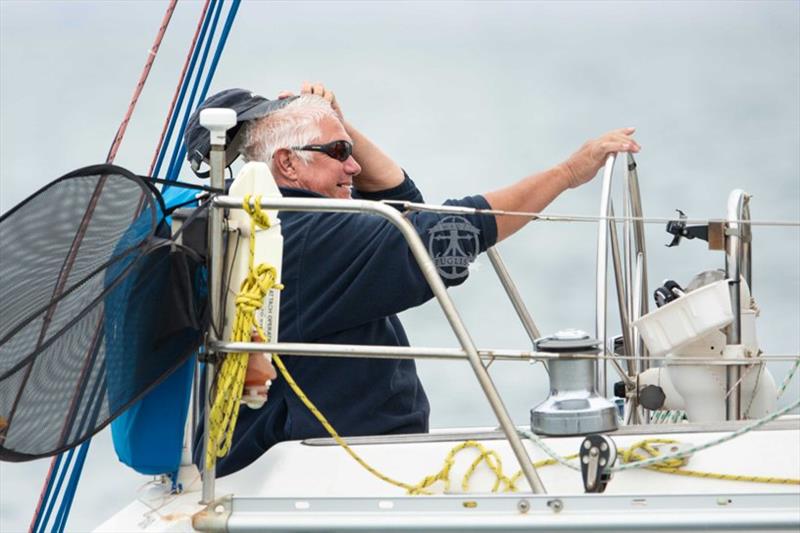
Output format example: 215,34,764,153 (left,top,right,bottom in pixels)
137,175,223,194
